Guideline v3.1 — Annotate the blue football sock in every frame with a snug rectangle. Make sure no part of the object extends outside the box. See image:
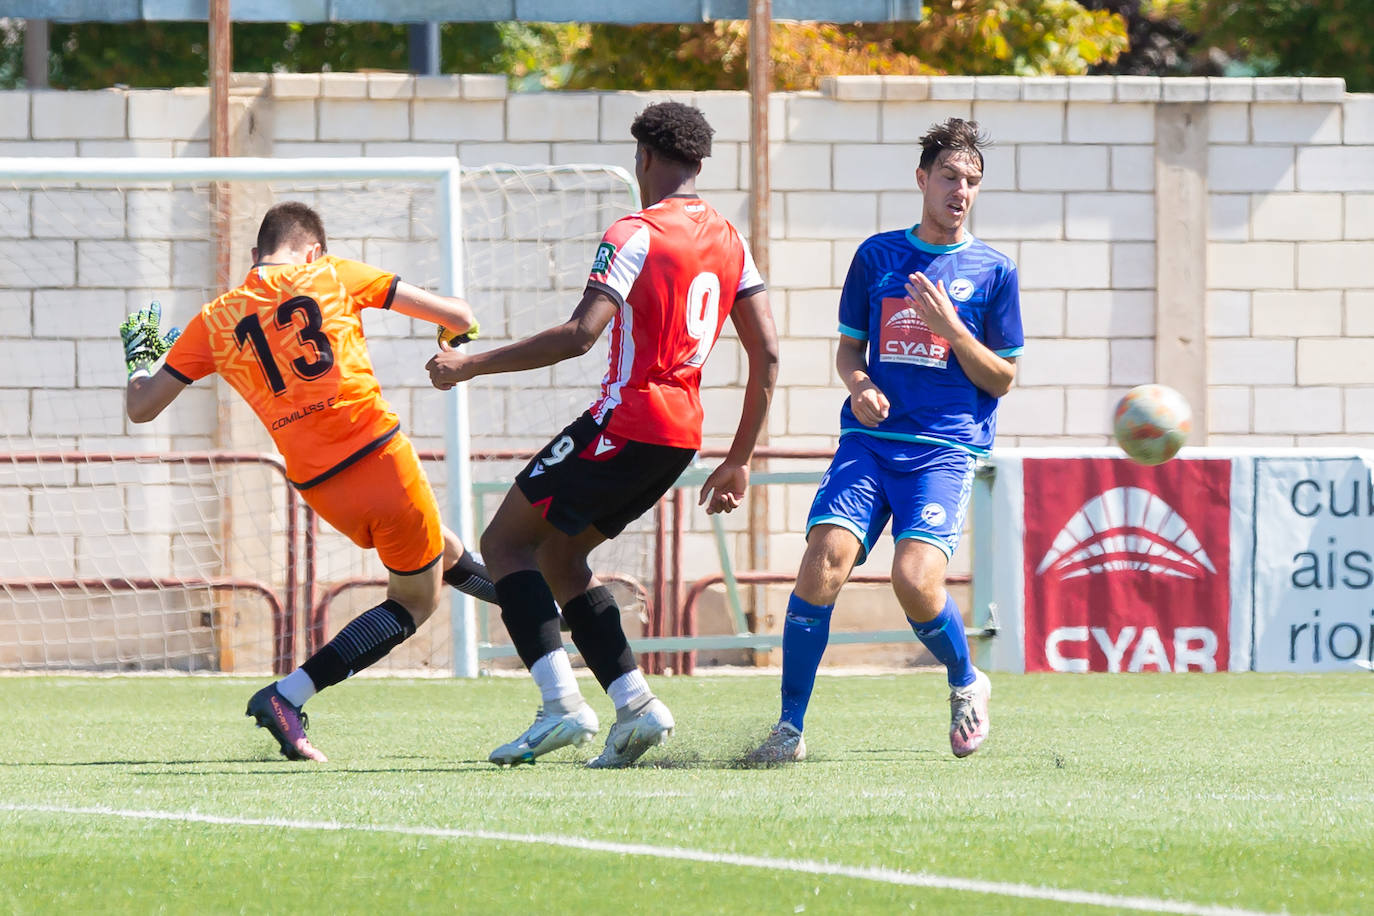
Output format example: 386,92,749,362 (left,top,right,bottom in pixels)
909,593,976,688
779,593,834,732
